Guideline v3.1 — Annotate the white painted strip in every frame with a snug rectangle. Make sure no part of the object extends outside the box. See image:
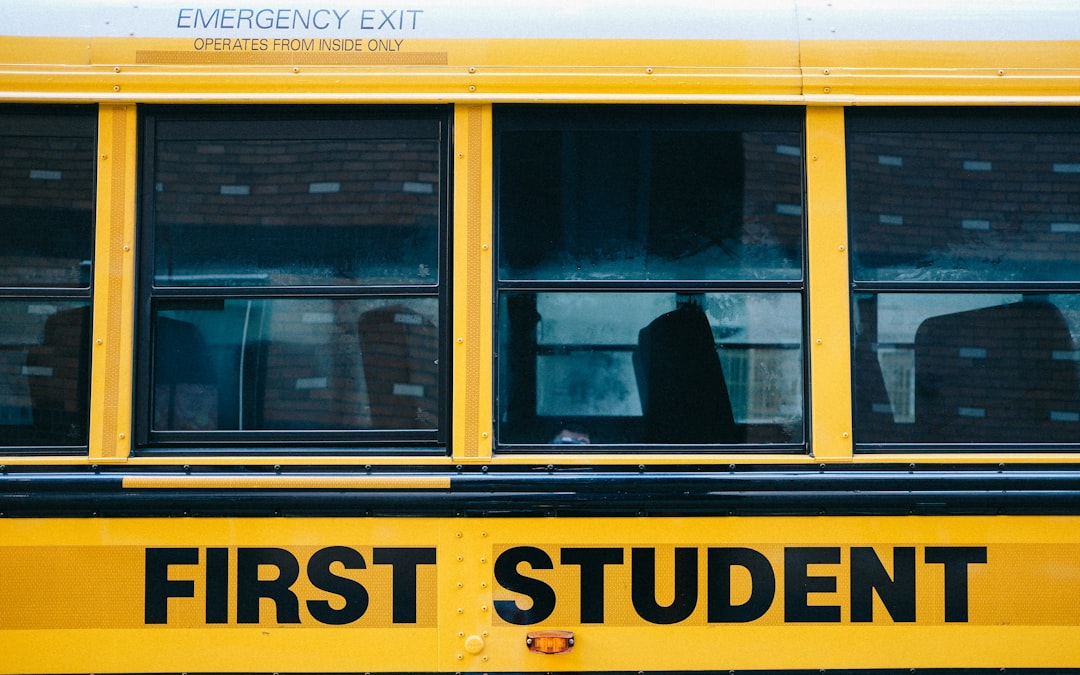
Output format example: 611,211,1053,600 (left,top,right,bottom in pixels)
402,181,434,194
775,144,801,157
958,347,987,359
1051,222,1080,233
29,169,61,180
775,203,802,216
961,219,991,230
220,184,251,196
1051,410,1080,423
957,407,986,418
878,214,904,225
963,160,992,171
309,181,341,194
21,366,54,377
877,155,903,167
301,312,335,324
